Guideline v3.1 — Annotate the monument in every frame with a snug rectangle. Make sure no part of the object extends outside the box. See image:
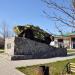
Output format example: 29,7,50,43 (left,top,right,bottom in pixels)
5,24,67,60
